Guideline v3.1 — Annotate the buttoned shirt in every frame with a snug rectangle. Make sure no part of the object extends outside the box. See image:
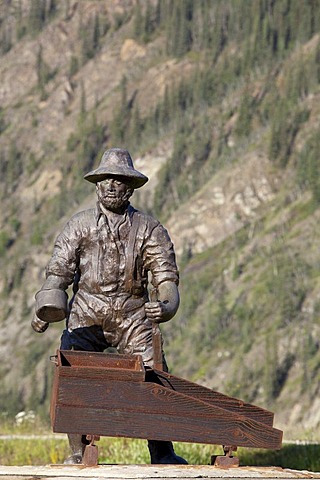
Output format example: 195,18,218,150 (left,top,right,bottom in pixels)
41,203,178,333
